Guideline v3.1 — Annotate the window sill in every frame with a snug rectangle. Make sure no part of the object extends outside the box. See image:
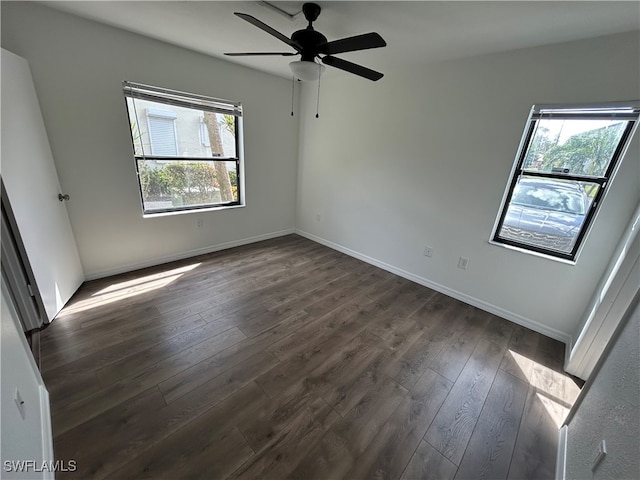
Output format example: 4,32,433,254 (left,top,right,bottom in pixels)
488,239,577,265
142,203,245,218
